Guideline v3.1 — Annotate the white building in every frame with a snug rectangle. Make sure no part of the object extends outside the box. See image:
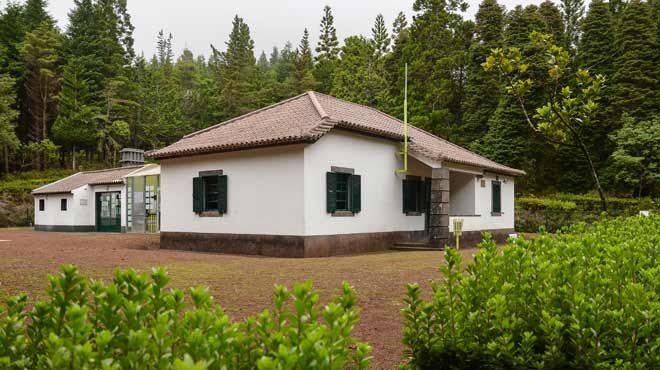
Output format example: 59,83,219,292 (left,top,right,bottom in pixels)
32,161,160,233
148,92,524,257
